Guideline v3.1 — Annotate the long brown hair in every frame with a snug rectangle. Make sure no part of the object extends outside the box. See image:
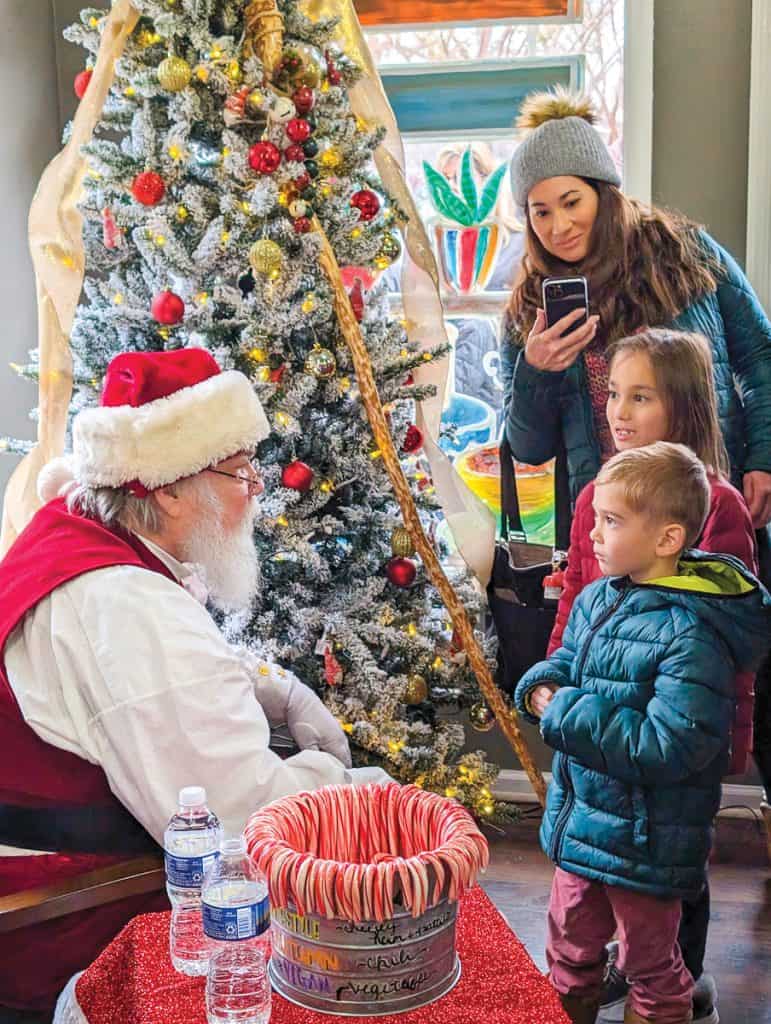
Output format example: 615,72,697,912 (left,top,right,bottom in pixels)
507,182,718,341
607,328,730,478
